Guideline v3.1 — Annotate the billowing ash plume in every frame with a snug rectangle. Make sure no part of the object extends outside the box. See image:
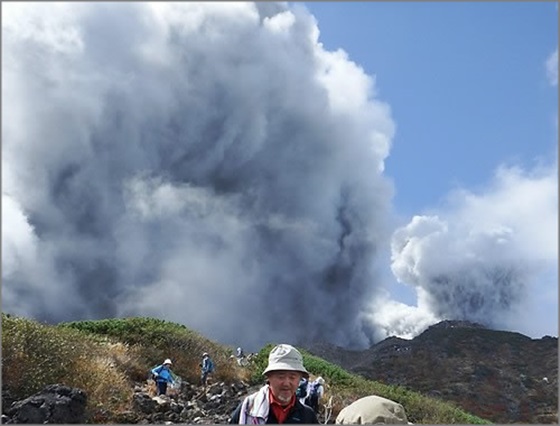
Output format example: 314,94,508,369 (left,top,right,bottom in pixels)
2,2,395,349
390,165,558,335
